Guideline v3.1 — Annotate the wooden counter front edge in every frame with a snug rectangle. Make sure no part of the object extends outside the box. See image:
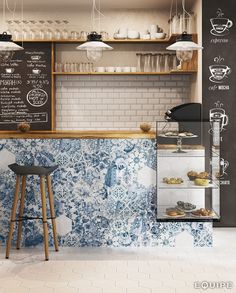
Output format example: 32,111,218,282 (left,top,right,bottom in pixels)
0,130,156,139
